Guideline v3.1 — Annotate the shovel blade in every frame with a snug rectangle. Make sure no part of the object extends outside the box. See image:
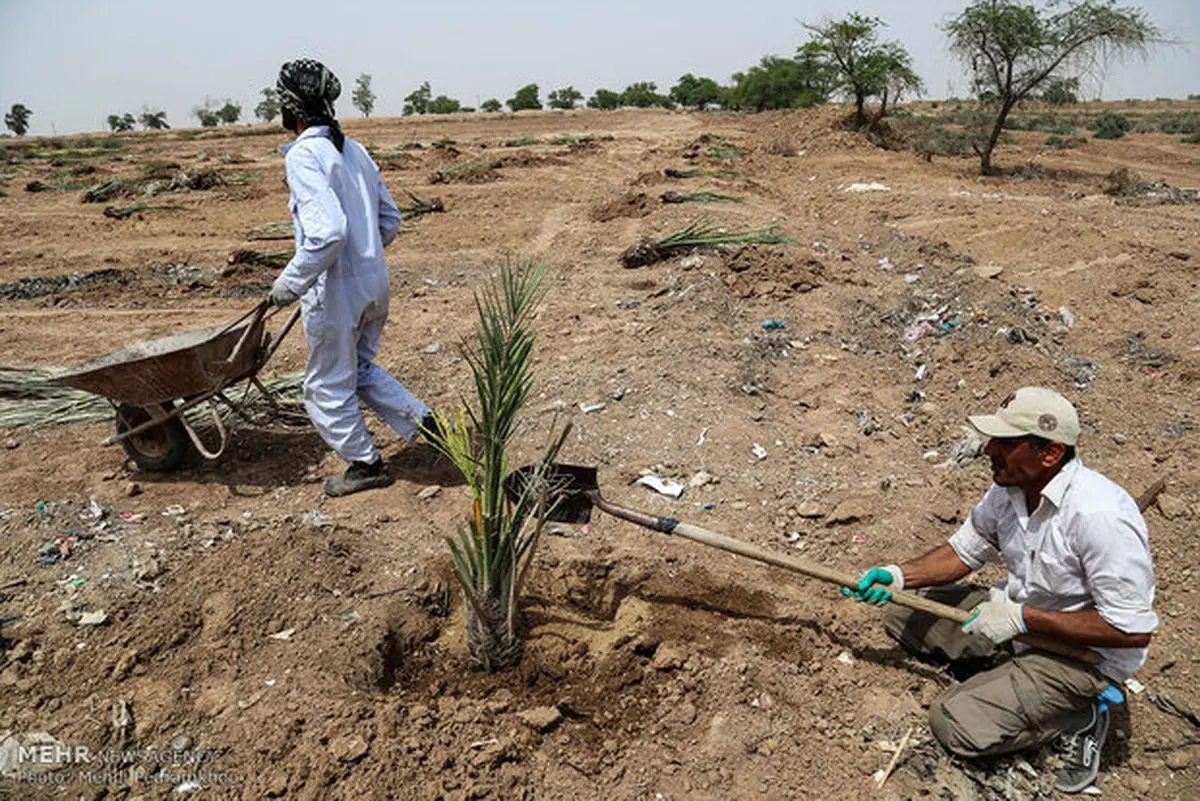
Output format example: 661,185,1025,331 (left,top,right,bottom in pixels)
504,462,598,524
